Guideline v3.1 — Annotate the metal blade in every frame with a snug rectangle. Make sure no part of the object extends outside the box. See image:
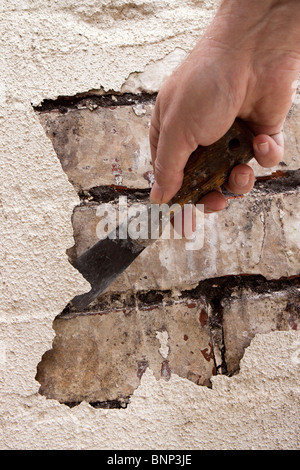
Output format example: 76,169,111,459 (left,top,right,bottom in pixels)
70,234,145,311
